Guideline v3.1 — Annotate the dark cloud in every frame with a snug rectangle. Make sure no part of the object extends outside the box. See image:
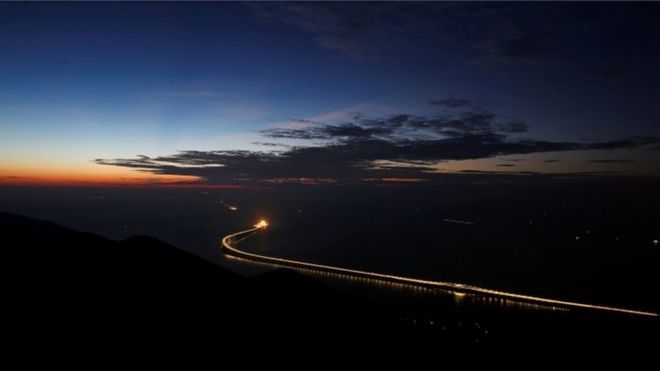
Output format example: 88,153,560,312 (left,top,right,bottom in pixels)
262,123,396,140
263,109,525,142
287,118,322,125
260,128,328,140
250,1,660,83
251,142,292,148
543,159,561,163
429,97,473,108
249,2,395,58
585,137,658,150
484,32,549,63
496,164,515,167
251,3,548,60
458,169,539,176
496,121,529,133
96,108,659,184
263,110,529,142
589,159,634,164
554,171,623,176
324,123,395,138
249,3,489,59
